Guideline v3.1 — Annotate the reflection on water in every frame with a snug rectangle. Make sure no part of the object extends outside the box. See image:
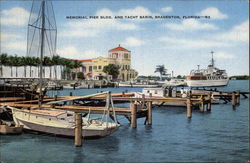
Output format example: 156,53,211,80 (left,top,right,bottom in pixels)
0,80,249,162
